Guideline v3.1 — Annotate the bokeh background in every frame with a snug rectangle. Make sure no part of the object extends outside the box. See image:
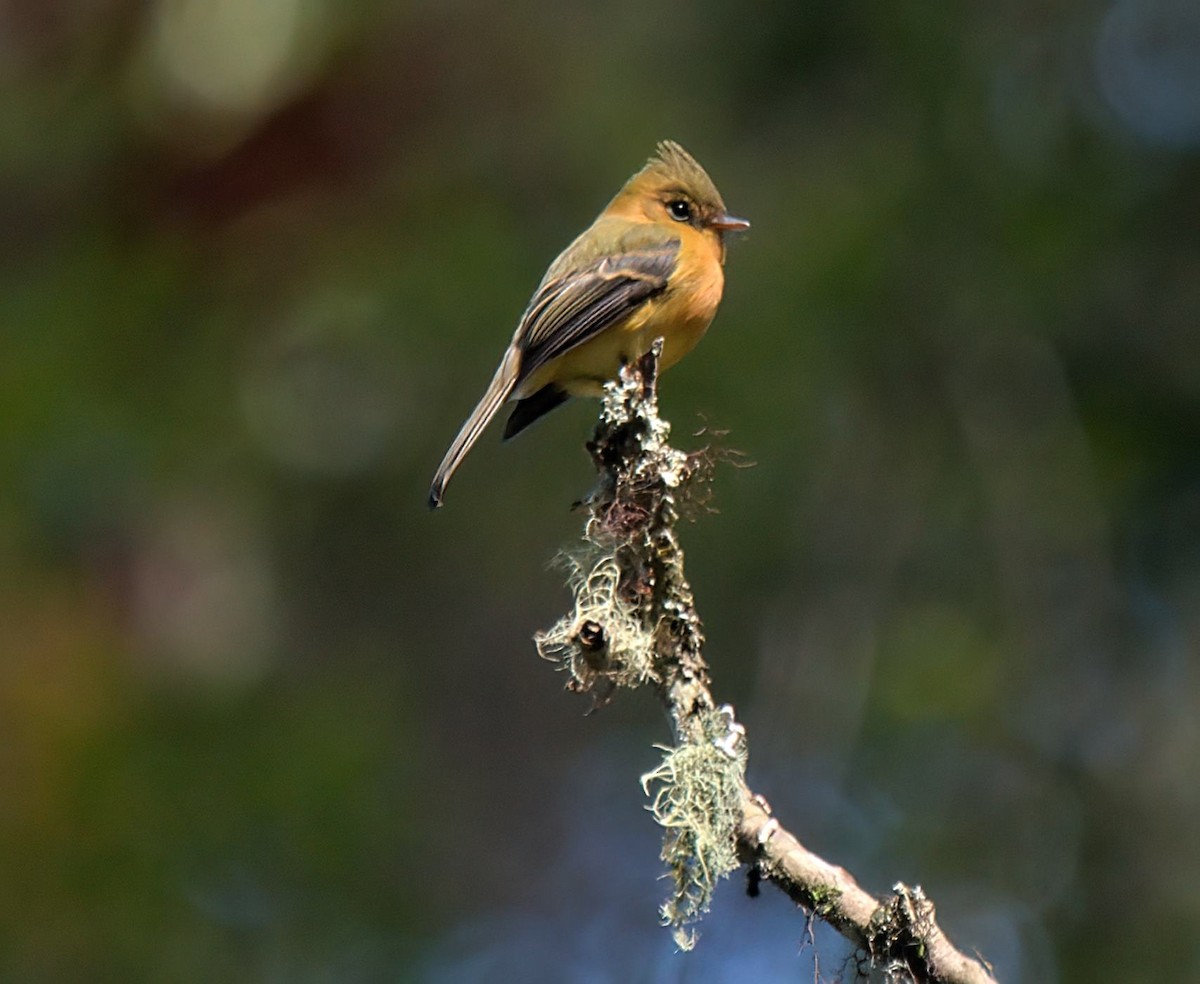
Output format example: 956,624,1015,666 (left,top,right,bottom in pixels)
2,1,1199,980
